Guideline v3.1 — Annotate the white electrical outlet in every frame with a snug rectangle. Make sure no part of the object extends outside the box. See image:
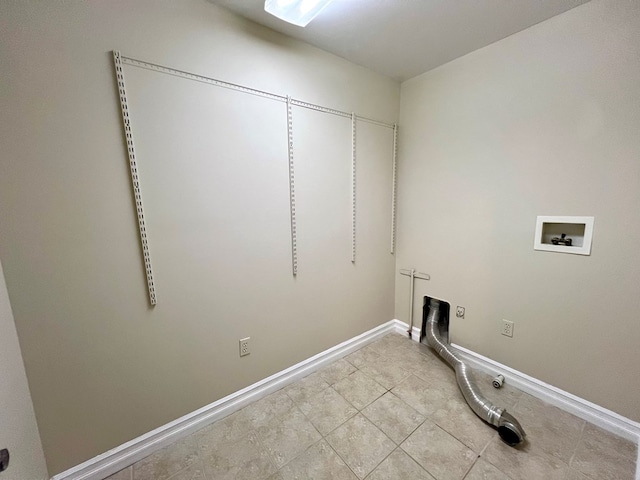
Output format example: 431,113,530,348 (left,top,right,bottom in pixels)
239,337,250,357
502,320,514,338
456,306,465,319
